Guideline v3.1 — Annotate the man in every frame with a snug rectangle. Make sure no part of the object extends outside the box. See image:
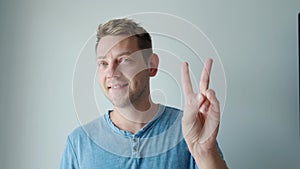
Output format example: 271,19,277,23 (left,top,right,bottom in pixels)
60,18,228,169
